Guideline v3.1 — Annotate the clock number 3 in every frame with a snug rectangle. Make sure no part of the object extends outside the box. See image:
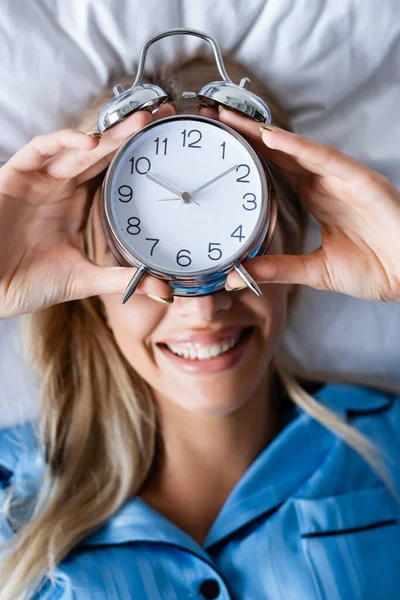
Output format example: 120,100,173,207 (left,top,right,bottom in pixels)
242,193,257,211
